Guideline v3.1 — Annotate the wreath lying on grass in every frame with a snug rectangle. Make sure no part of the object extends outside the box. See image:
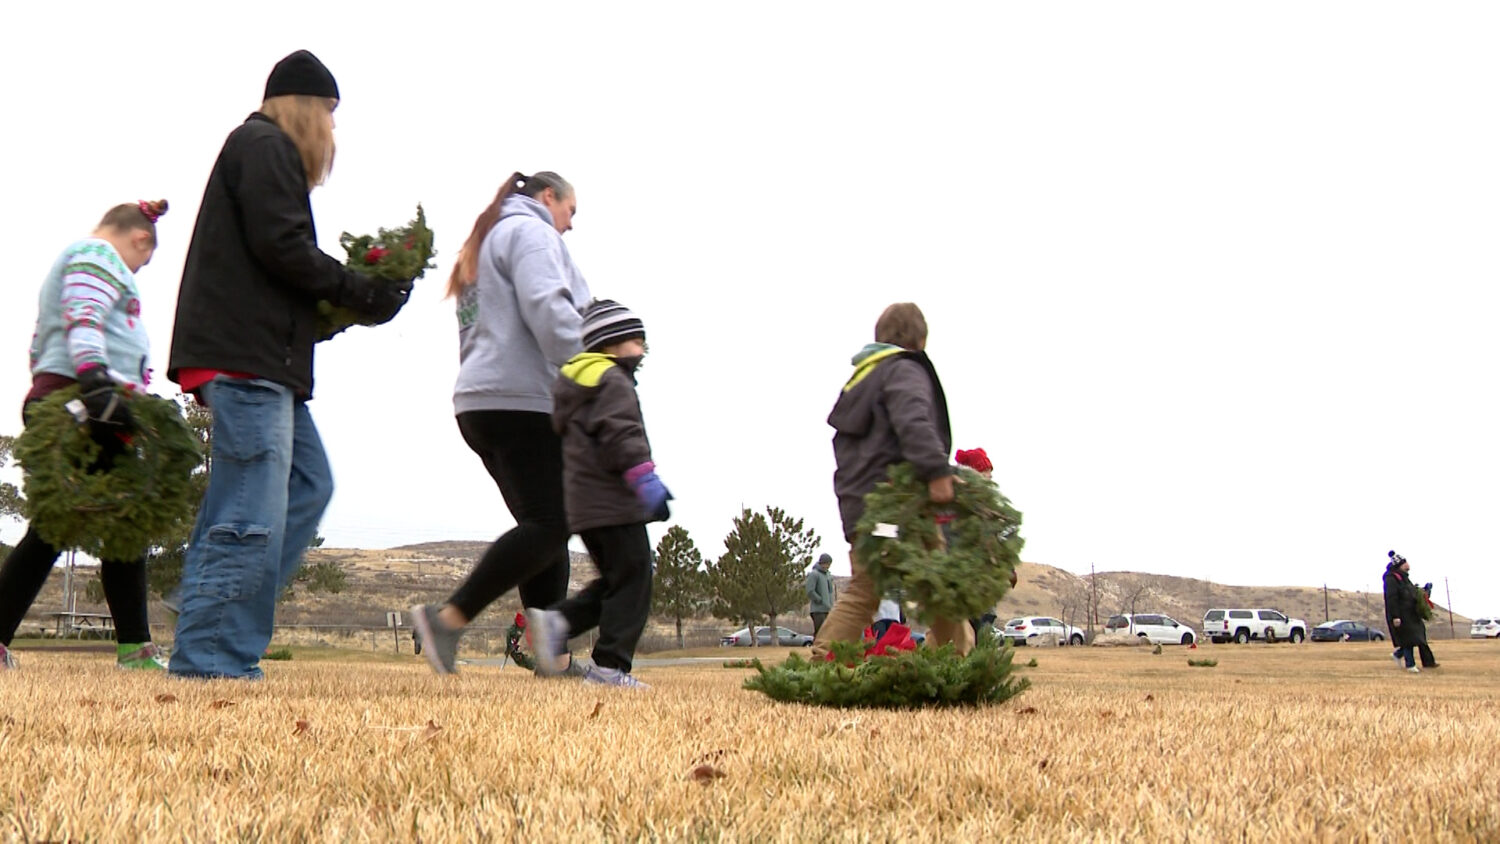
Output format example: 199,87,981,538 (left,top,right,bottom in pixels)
853,463,1024,625
15,387,201,561
504,612,535,671
318,204,436,340
743,635,1029,709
